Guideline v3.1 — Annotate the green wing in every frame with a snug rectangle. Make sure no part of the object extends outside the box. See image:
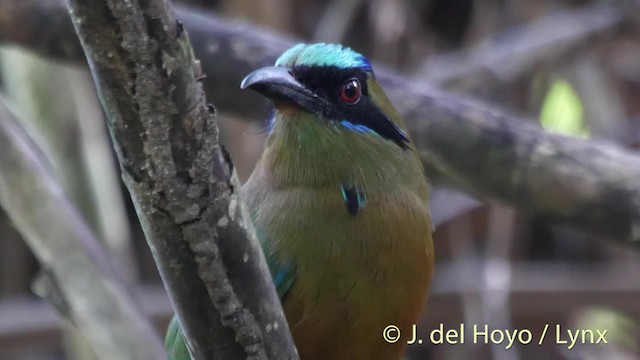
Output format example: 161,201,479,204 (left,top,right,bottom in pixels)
165,315,191,360
165,257,295,360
